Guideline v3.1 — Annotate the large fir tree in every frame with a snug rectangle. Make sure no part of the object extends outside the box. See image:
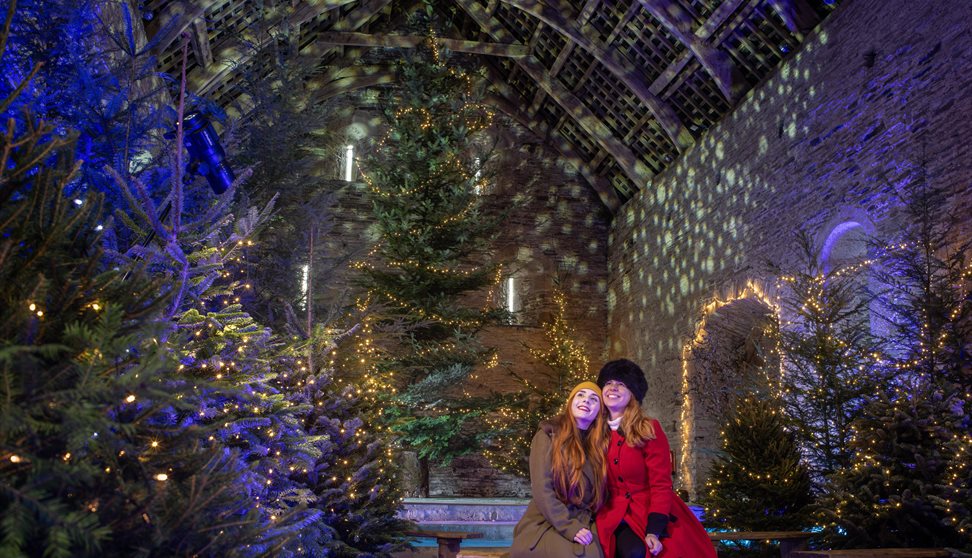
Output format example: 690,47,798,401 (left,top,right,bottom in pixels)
356,34,506,476
817,176,972,551
774,233,882,483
